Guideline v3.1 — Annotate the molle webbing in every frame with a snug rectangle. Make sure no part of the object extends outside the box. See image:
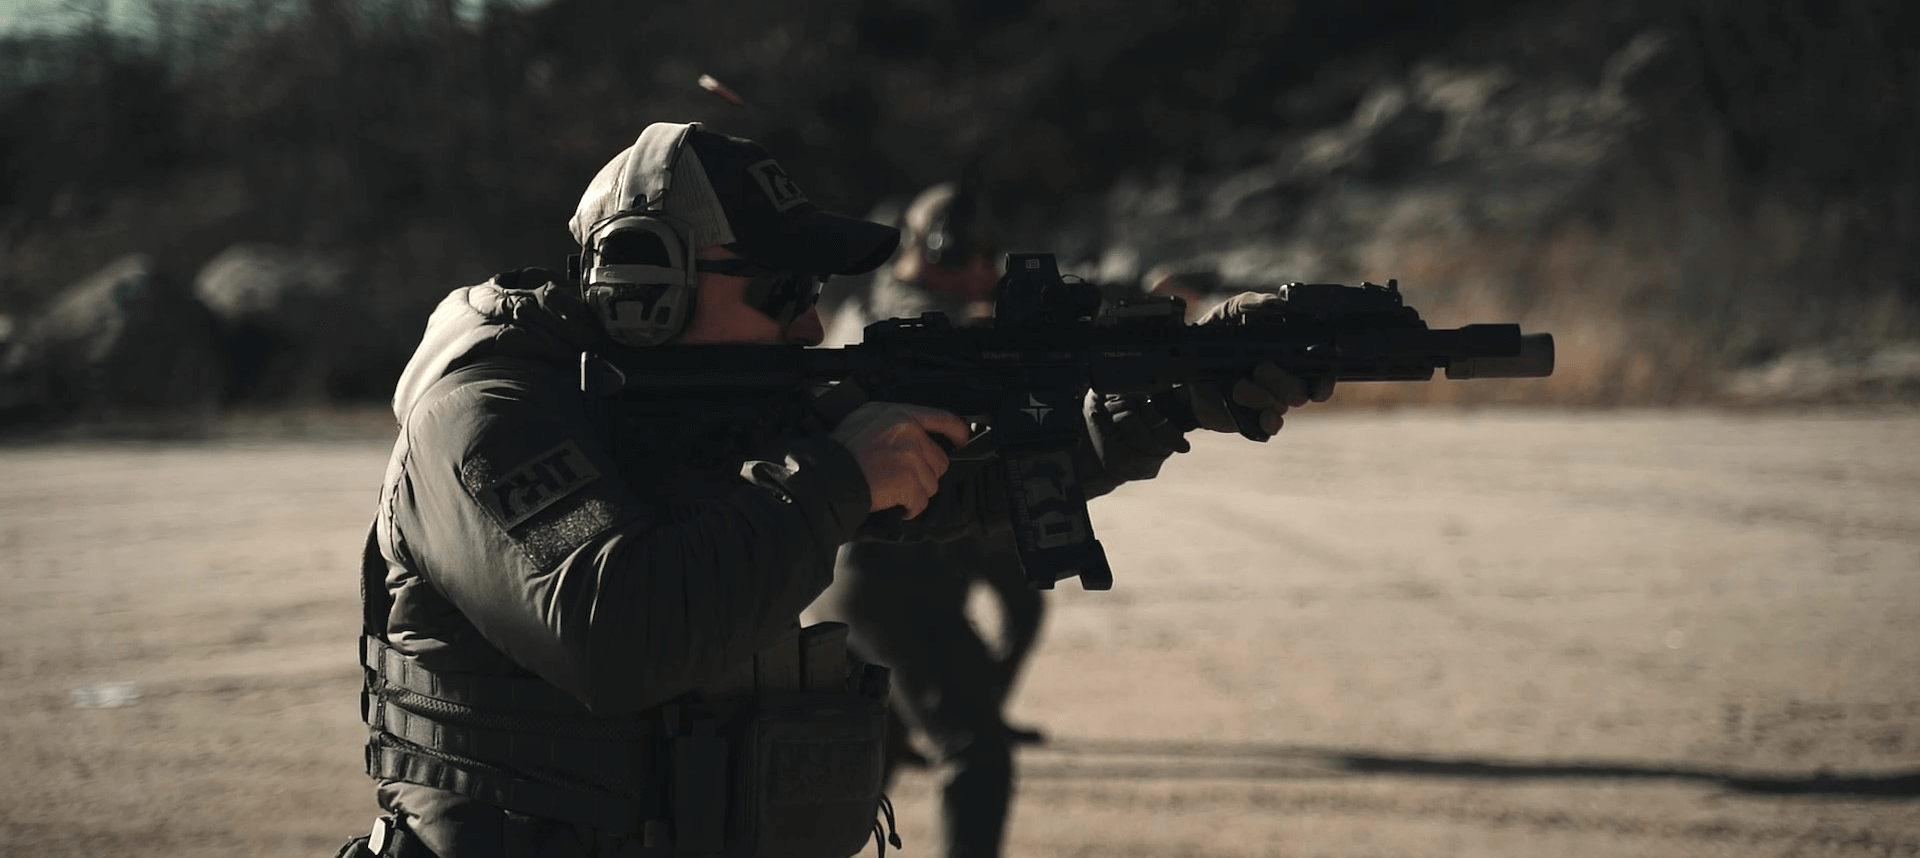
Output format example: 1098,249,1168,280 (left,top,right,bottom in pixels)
360,635,661,835
360,635,623,724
